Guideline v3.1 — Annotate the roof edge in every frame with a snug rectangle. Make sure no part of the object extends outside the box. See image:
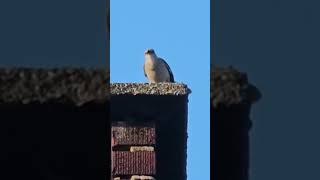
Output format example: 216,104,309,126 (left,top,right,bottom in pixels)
111,83,191,96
